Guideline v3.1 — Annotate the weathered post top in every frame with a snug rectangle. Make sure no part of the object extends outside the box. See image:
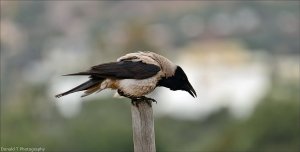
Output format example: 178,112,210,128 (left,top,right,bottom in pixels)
131,100,156,152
